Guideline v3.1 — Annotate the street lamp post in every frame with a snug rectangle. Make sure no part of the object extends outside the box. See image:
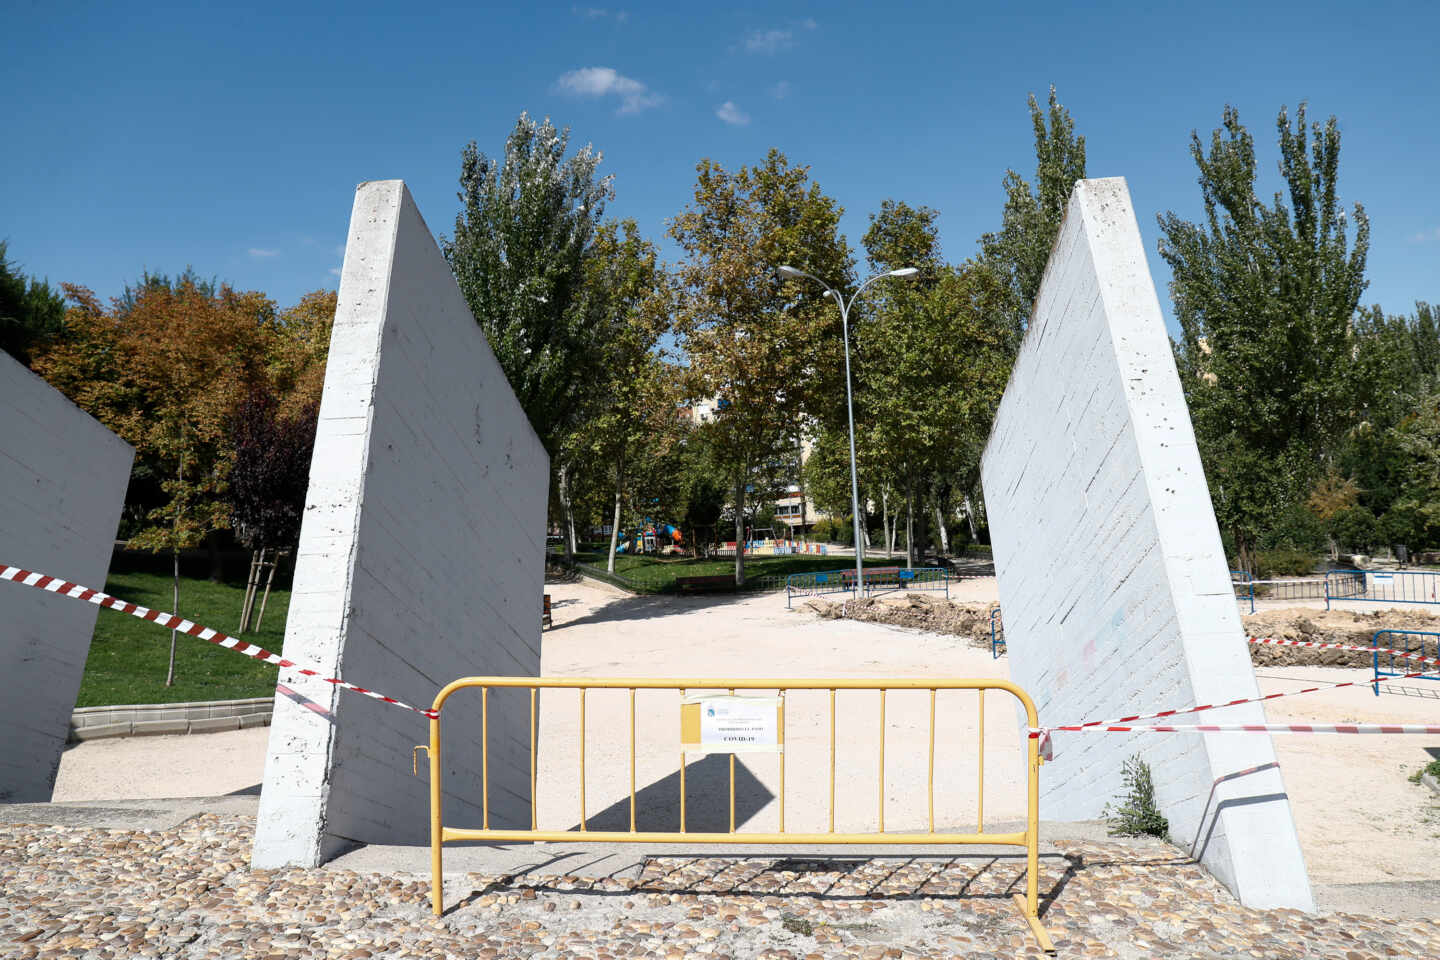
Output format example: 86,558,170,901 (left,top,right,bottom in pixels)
776,264,918,596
